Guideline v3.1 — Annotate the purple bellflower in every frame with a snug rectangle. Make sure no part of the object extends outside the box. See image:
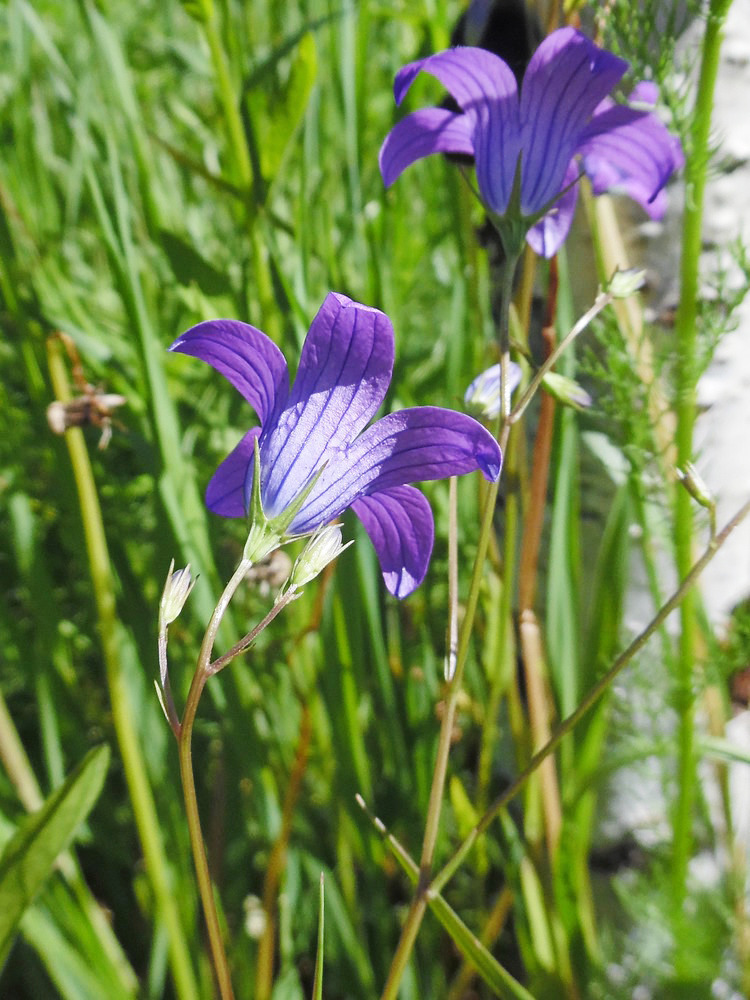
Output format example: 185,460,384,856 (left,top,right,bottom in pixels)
380,27,684,257
169,293,502,599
